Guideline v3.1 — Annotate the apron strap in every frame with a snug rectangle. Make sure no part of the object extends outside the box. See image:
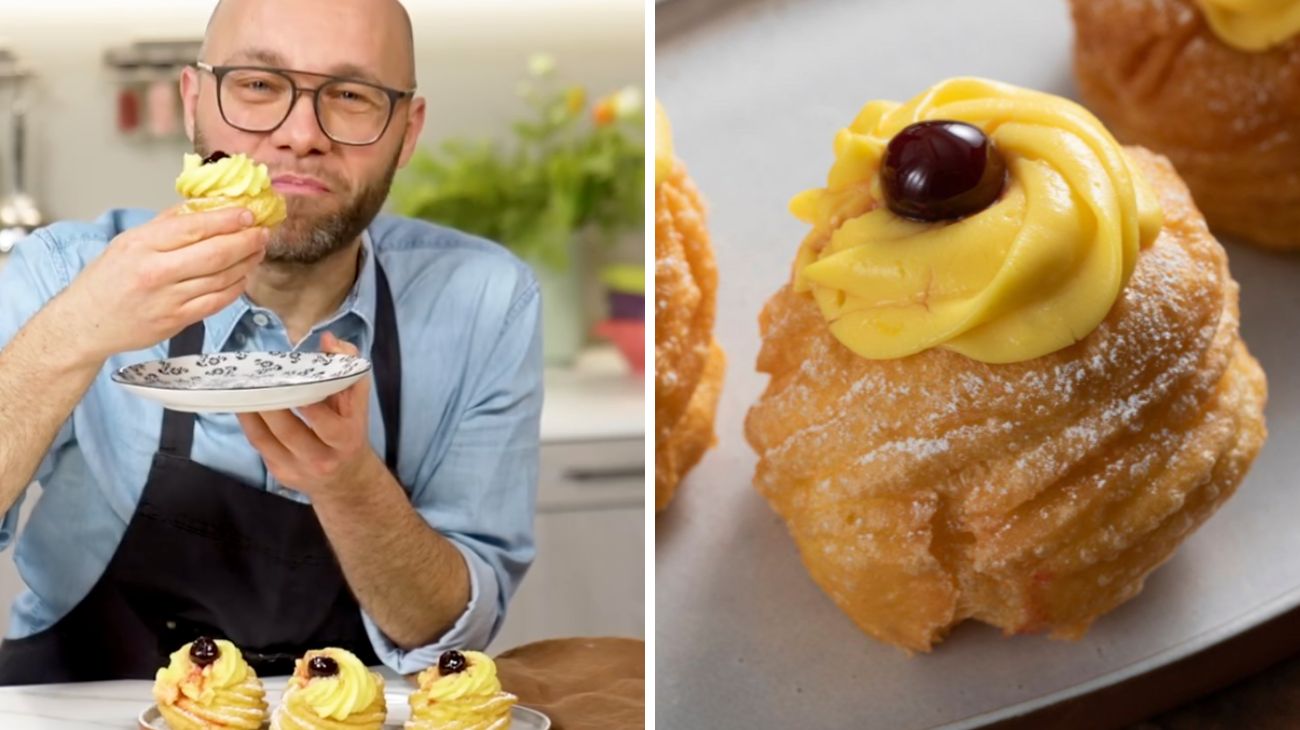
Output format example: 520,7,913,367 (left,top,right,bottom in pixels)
158,322,206,458
156,256,402,470
371,259,402,474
